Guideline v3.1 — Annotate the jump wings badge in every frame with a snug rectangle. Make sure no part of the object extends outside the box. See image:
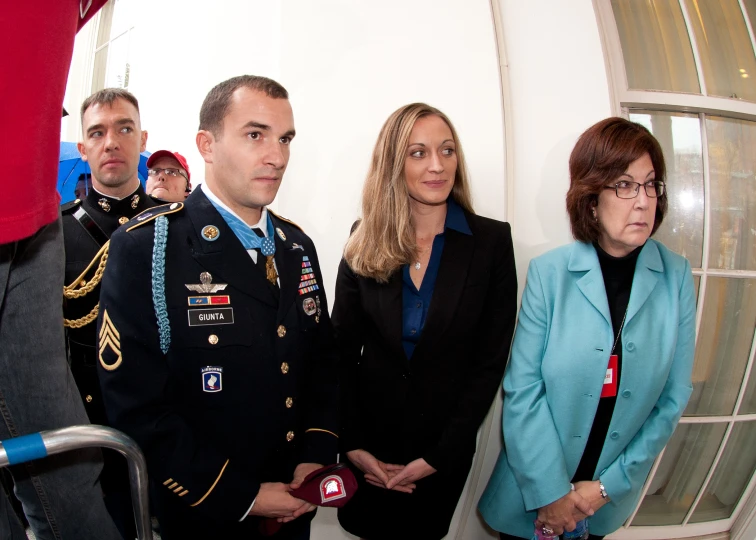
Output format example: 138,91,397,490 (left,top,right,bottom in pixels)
185,272,228,294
